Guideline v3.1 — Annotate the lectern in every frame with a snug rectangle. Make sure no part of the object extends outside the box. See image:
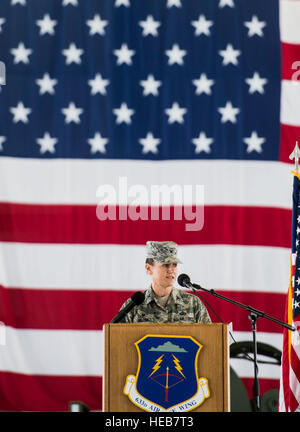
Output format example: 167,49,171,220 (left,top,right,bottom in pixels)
103,323,229,412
